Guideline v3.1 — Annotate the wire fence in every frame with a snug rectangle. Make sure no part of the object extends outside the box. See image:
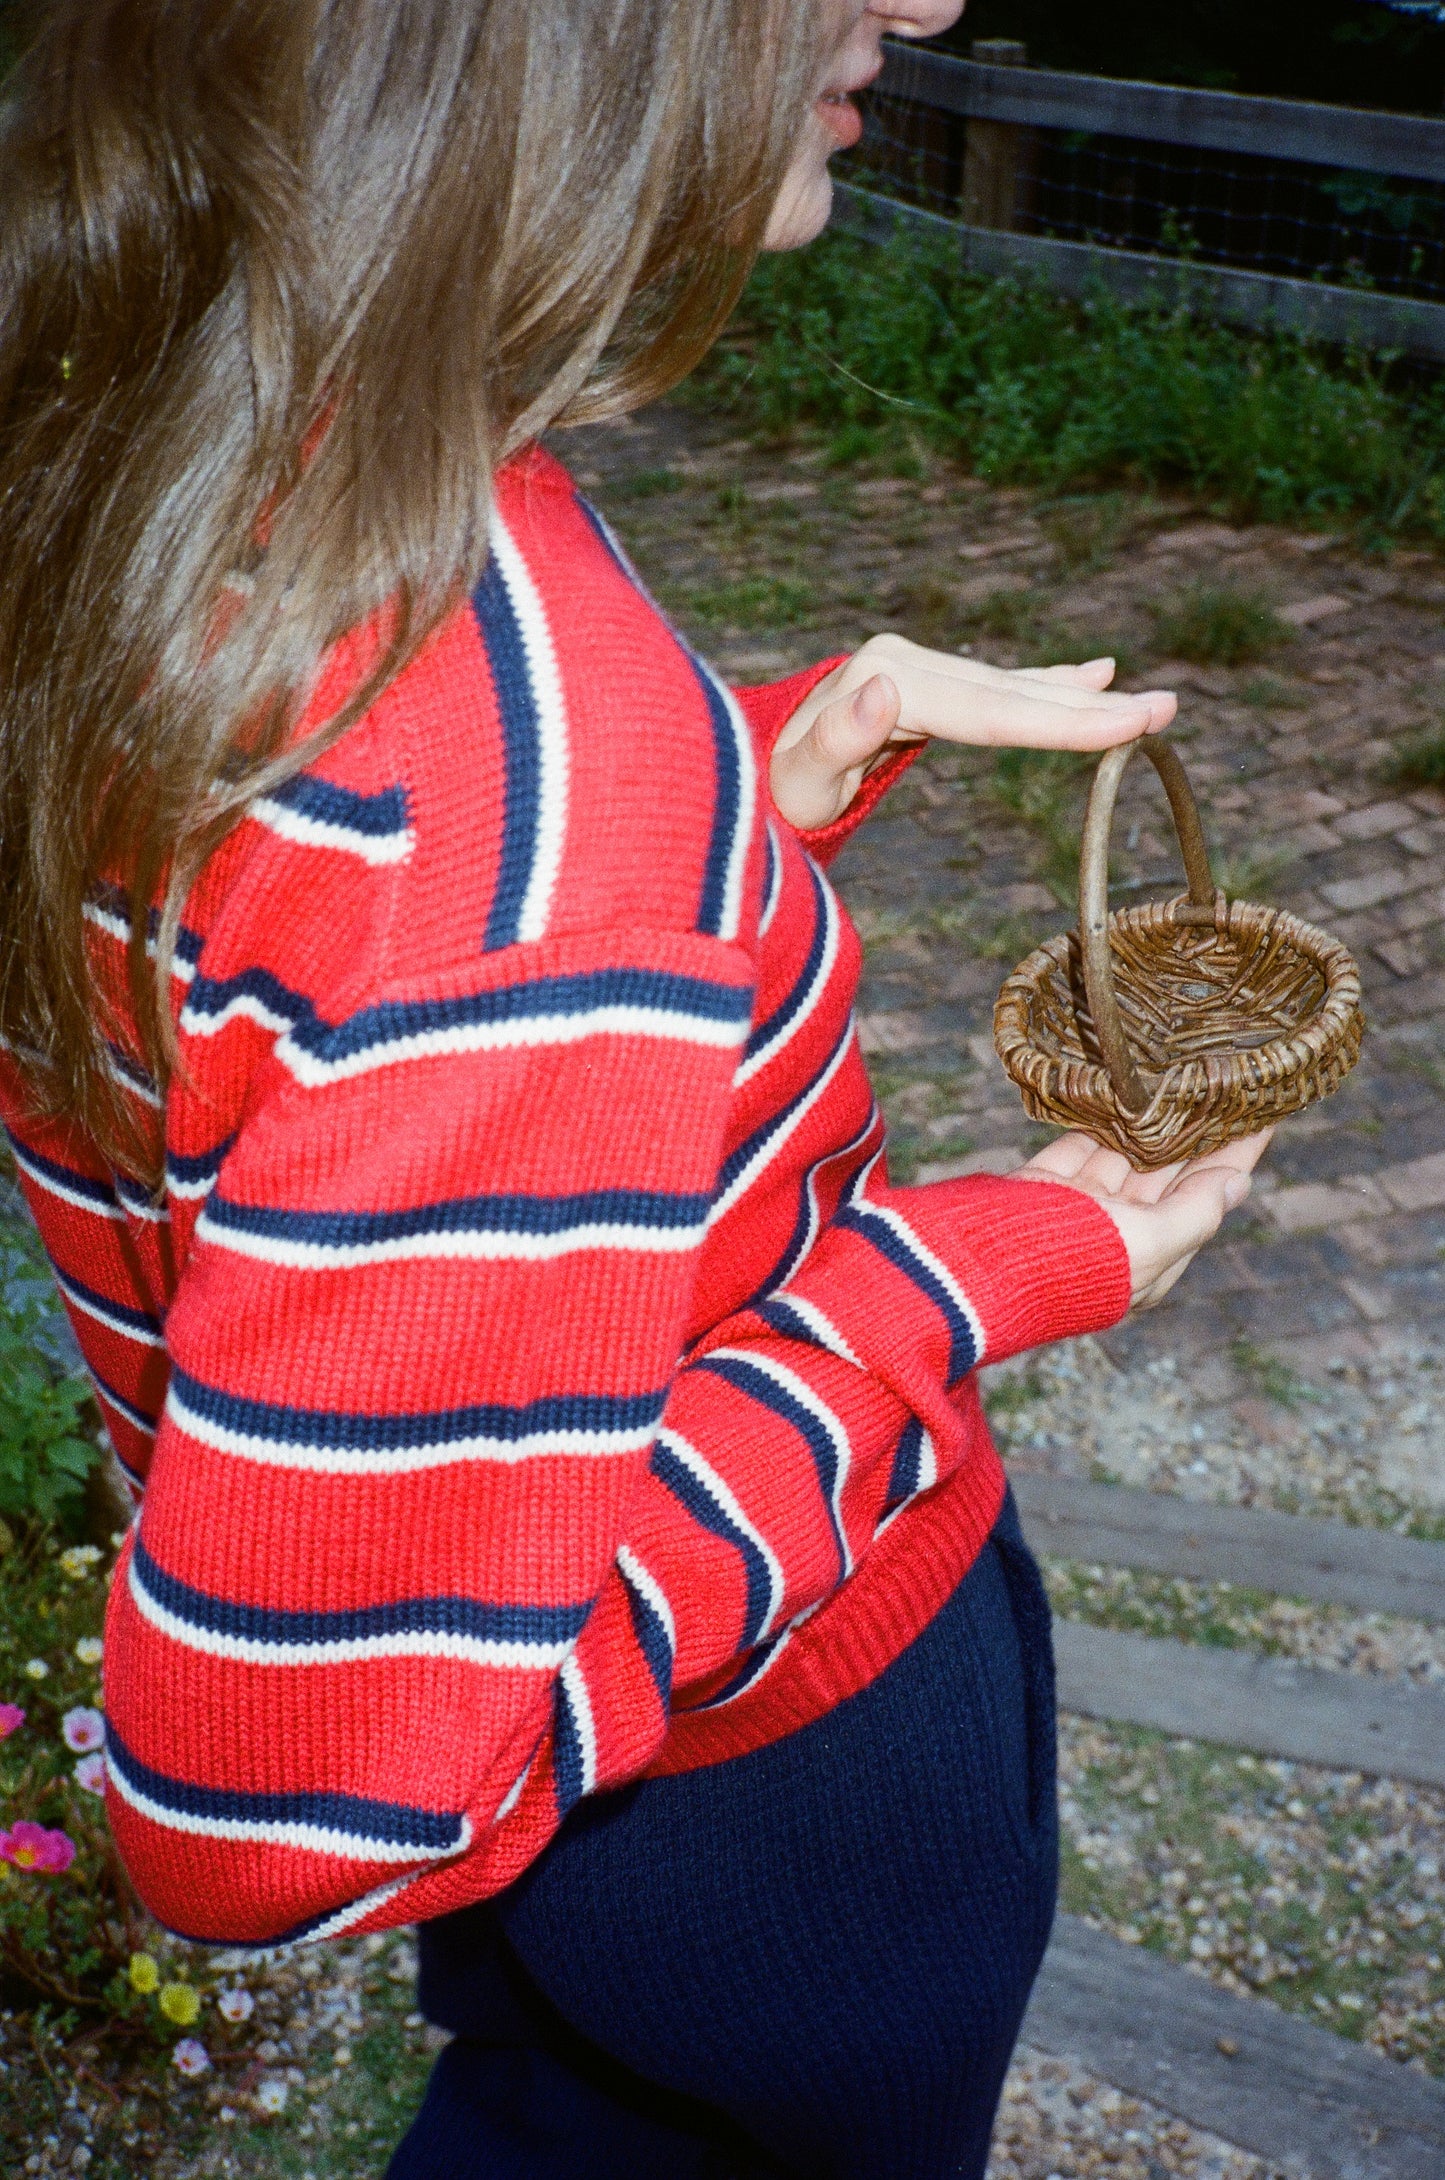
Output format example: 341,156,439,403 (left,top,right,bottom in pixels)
844,63,1445,312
